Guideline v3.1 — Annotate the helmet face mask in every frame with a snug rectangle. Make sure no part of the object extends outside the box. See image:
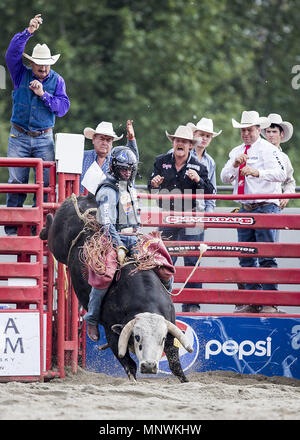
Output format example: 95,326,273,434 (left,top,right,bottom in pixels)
114,165,134,181
110,147,137,183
